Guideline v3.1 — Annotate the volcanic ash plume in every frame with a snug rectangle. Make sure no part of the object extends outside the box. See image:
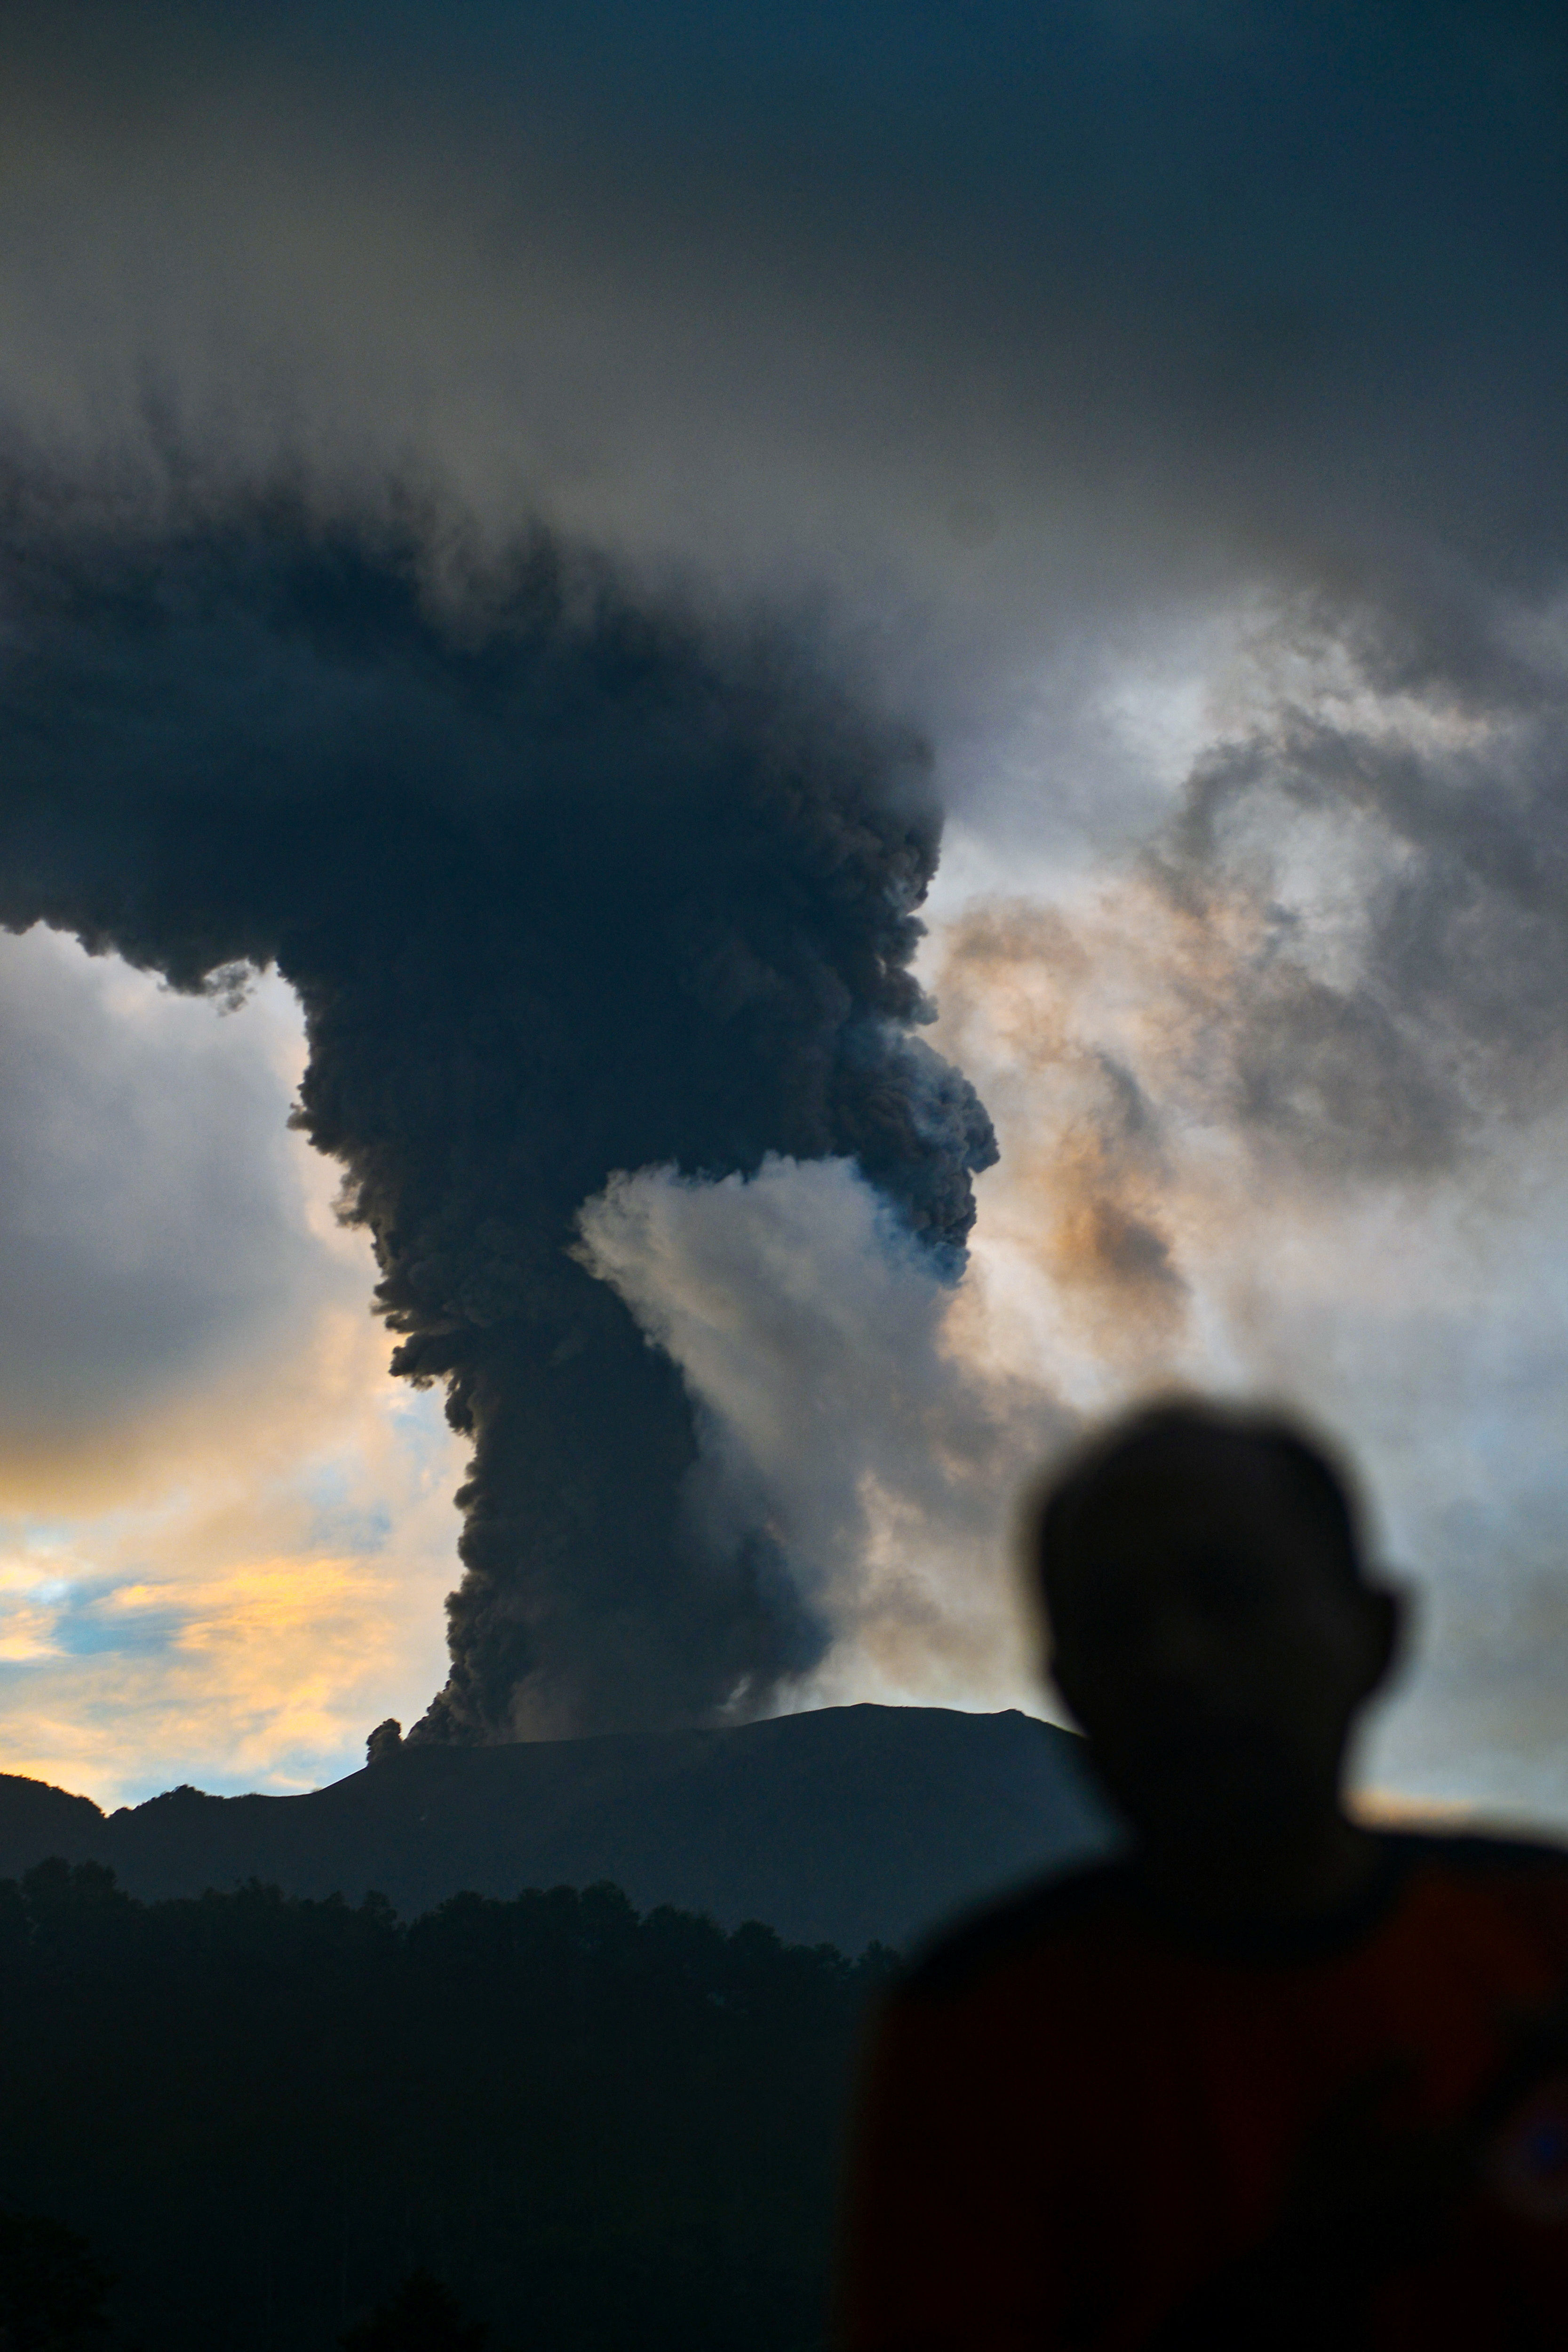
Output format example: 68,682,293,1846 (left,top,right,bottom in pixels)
0,496,995,1741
